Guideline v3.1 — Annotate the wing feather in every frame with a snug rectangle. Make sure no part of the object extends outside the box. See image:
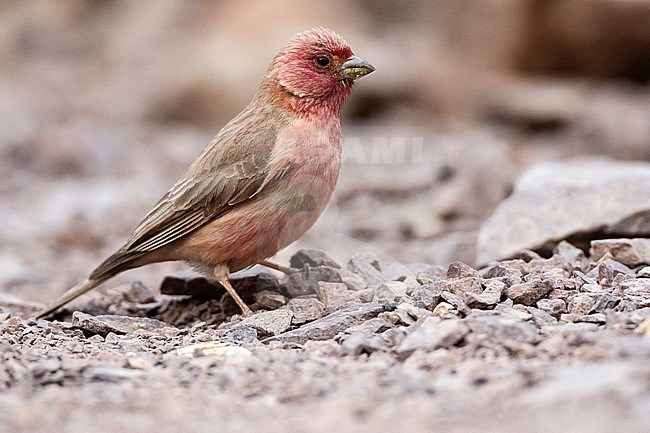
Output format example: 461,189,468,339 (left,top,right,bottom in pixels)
89,107,281,279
